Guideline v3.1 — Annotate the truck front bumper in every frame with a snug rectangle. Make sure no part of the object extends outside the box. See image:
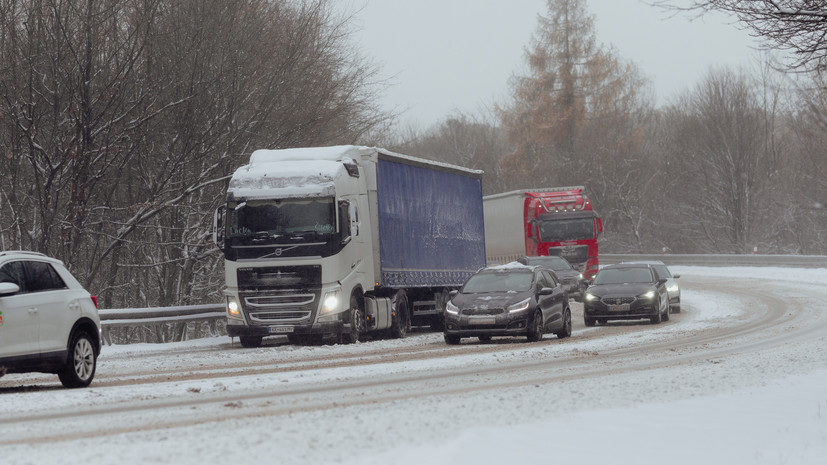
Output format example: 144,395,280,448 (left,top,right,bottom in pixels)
226,320,347,337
